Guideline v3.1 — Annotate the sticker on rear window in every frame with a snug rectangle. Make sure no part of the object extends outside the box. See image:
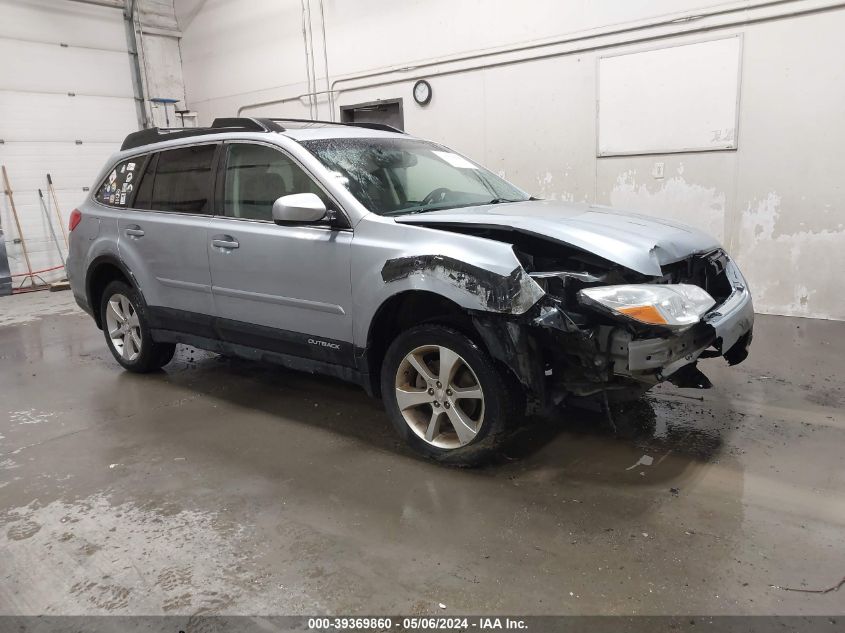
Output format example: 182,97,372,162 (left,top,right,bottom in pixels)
97,158,140,207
